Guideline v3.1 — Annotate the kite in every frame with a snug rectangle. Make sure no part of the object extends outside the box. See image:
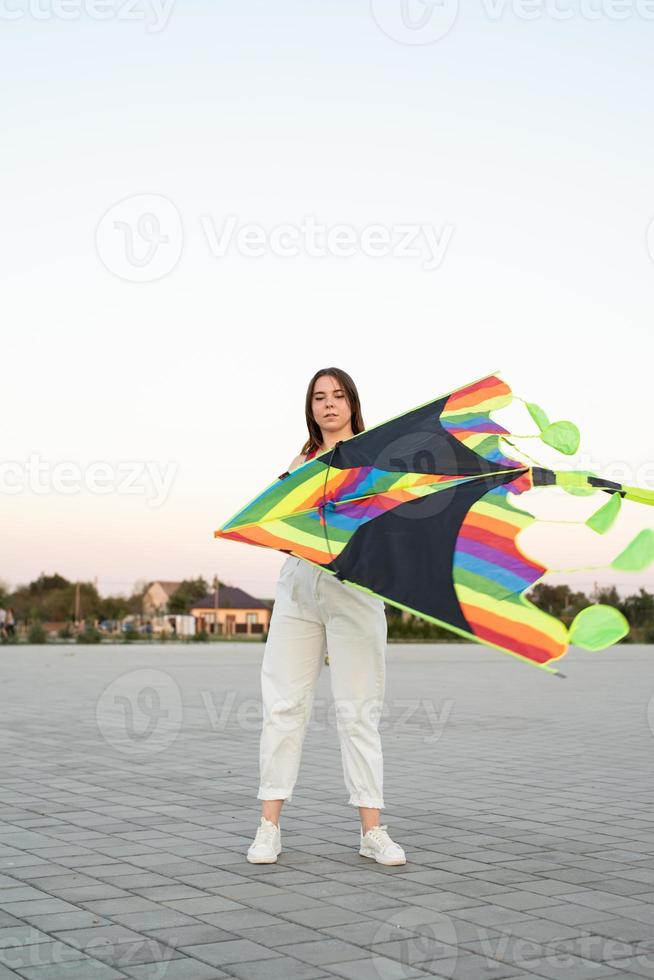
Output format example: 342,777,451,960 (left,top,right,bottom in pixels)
215,372,654,675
